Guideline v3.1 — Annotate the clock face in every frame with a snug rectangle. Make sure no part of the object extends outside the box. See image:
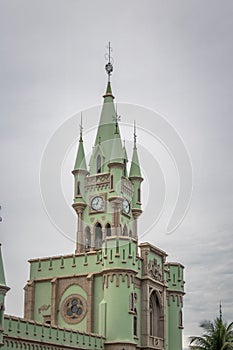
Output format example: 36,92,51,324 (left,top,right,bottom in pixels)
123,199,130,214
91,196,104,211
